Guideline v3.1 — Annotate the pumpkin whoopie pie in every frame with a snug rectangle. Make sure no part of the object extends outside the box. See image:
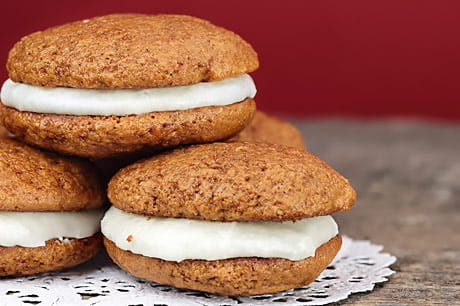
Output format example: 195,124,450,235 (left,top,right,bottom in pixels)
0,137,105,276
102,142,356,296
228,111,305,149
0,14,258,159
